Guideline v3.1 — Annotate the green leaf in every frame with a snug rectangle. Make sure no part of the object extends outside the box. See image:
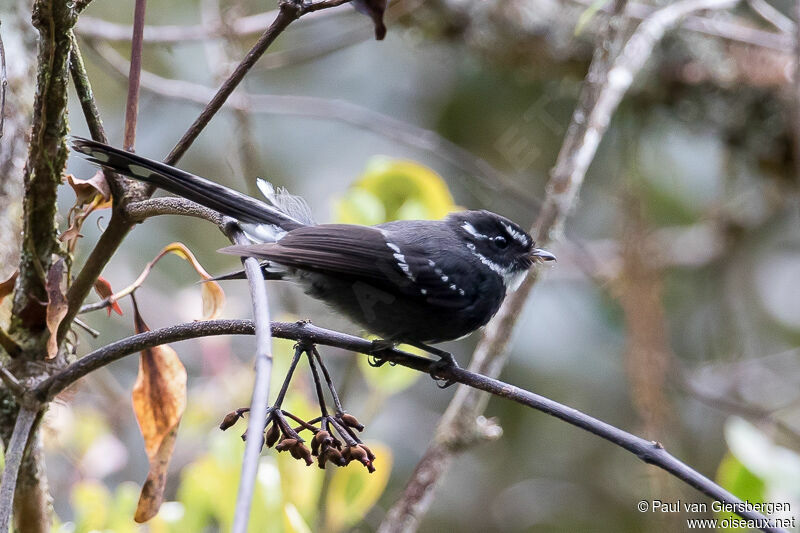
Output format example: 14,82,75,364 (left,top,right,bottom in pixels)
715,453,767,530
574,0,607,36
283,502,313,533
333,157,458,224
324,442,393,533
715,417,800,529
71,480,112,533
